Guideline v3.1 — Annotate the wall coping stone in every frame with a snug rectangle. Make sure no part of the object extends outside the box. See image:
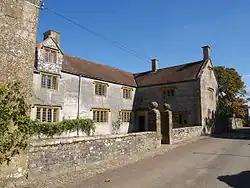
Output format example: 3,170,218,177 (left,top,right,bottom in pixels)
173,125,202,130
29,132,159,147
